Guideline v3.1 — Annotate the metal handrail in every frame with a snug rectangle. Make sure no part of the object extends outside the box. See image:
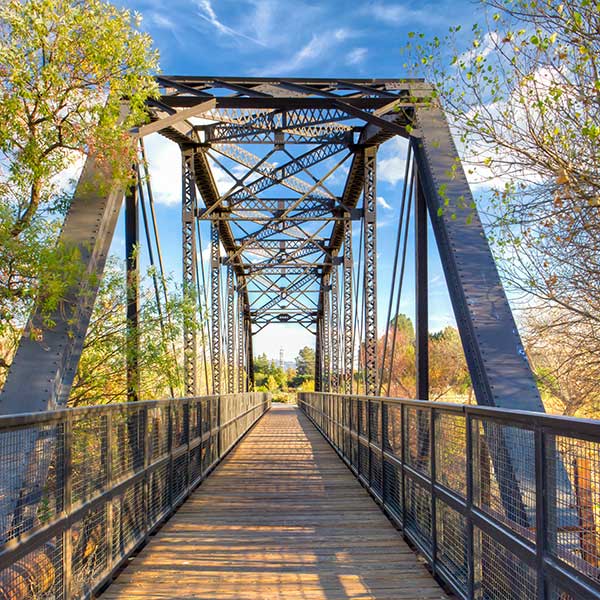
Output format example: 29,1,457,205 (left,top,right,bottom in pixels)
0,392,271,600
299,391,600,600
